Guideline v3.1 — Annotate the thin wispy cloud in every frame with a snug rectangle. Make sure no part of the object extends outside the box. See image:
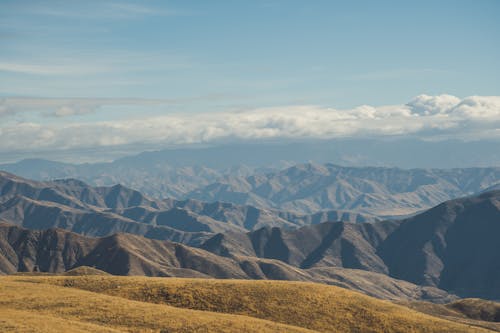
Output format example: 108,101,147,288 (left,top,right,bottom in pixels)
27,2,183,20
0,62,108,76
0,95,239,118
346,69,449,81
0,97,180,118
0,49,192,76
